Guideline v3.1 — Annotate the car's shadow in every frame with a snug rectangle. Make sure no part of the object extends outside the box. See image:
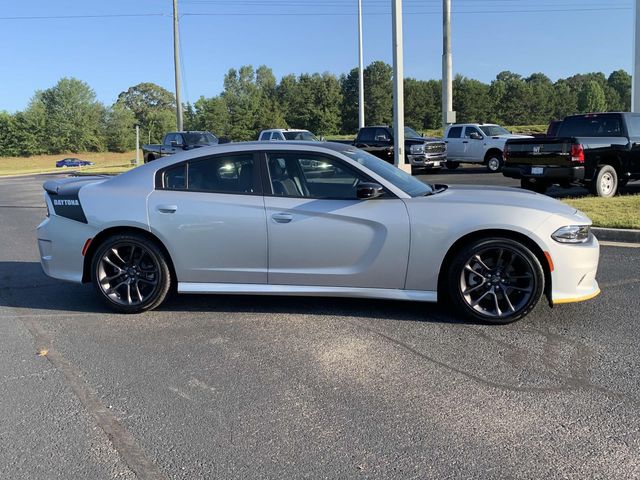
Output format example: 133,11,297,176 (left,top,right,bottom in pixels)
0,261,476,325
